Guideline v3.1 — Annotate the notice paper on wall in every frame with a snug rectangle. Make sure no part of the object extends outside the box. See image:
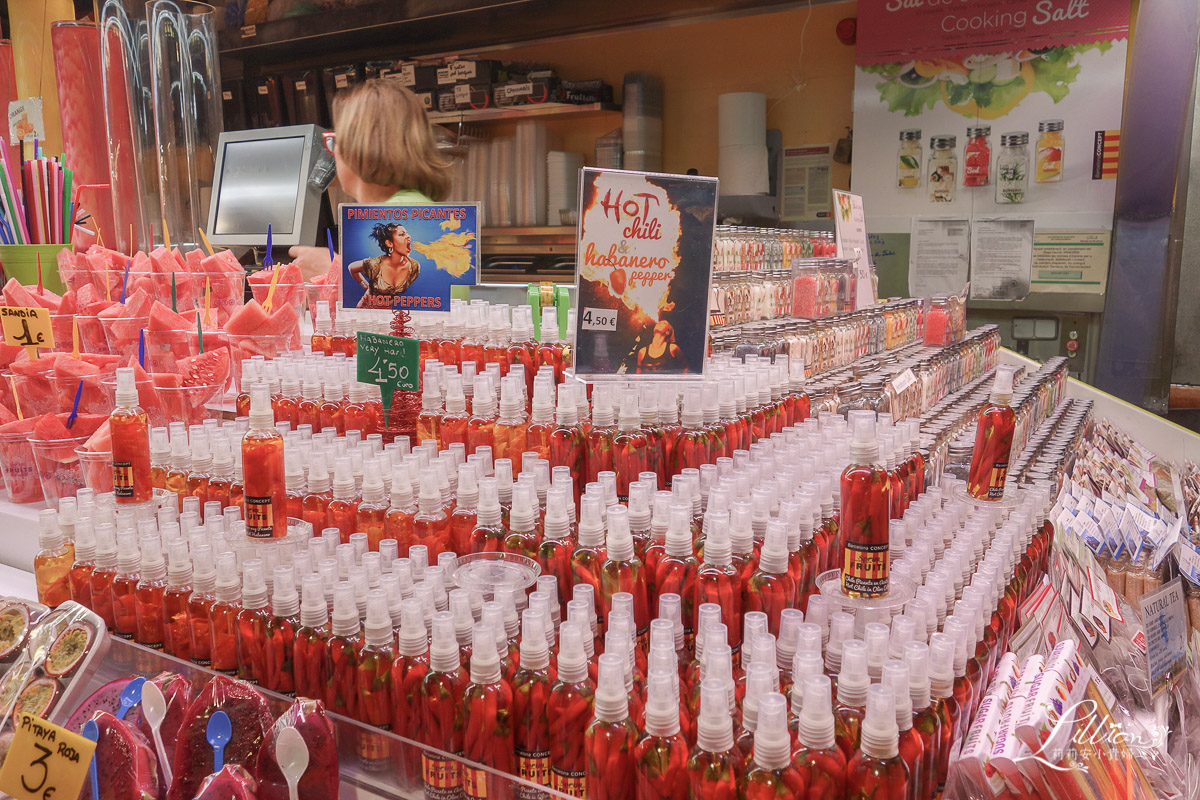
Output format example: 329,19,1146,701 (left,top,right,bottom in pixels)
833,190,875,309
969,218,1035,301
781,144,832,222
908,217,969,297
